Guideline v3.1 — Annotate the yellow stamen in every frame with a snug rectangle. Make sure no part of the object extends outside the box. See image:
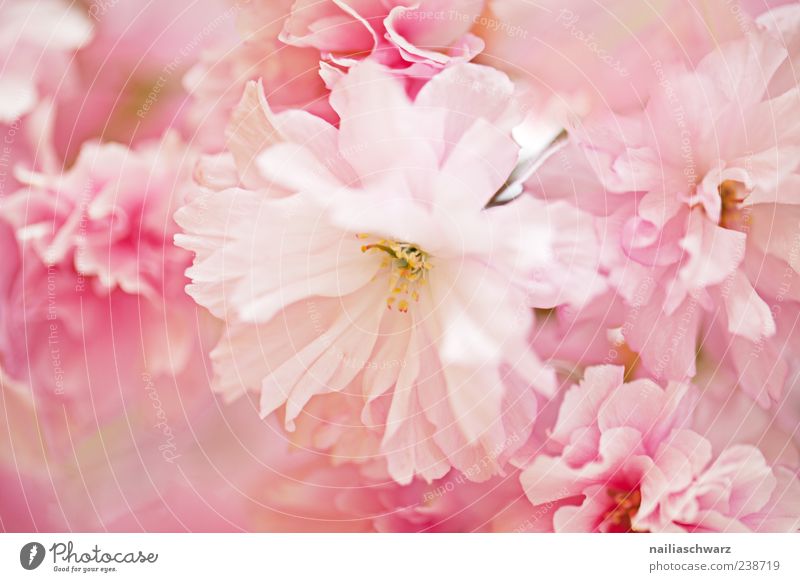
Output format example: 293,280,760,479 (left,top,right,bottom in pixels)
357,233,432,314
